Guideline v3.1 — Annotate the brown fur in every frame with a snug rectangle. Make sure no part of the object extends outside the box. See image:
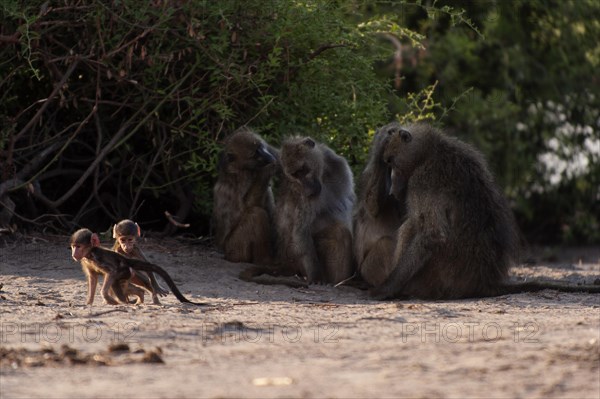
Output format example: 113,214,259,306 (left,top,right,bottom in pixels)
353,122,407,286
70,229,204,305
371,124,600,299
212,128,279,264
275,136,355,284
112,219,169,304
